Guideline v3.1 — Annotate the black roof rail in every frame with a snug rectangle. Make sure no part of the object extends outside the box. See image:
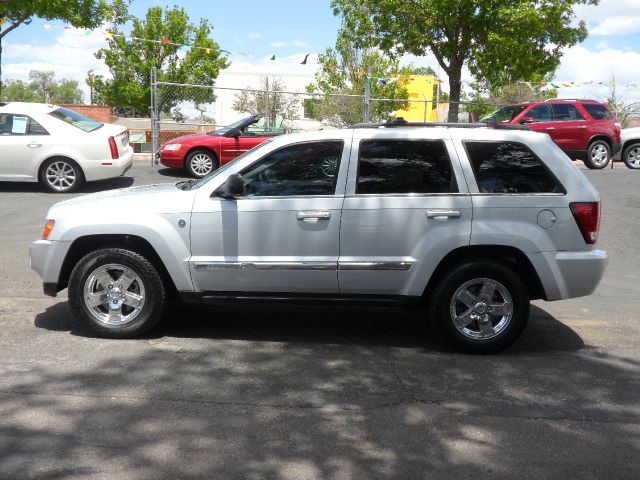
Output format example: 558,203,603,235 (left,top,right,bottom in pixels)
350,119,531,131
543,98,598,103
